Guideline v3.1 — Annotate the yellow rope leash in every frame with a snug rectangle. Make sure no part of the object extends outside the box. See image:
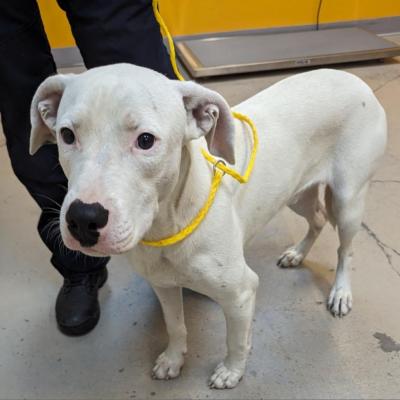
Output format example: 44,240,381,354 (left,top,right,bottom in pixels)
152,0,185,81
141,170,224,247
141,1,259,247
